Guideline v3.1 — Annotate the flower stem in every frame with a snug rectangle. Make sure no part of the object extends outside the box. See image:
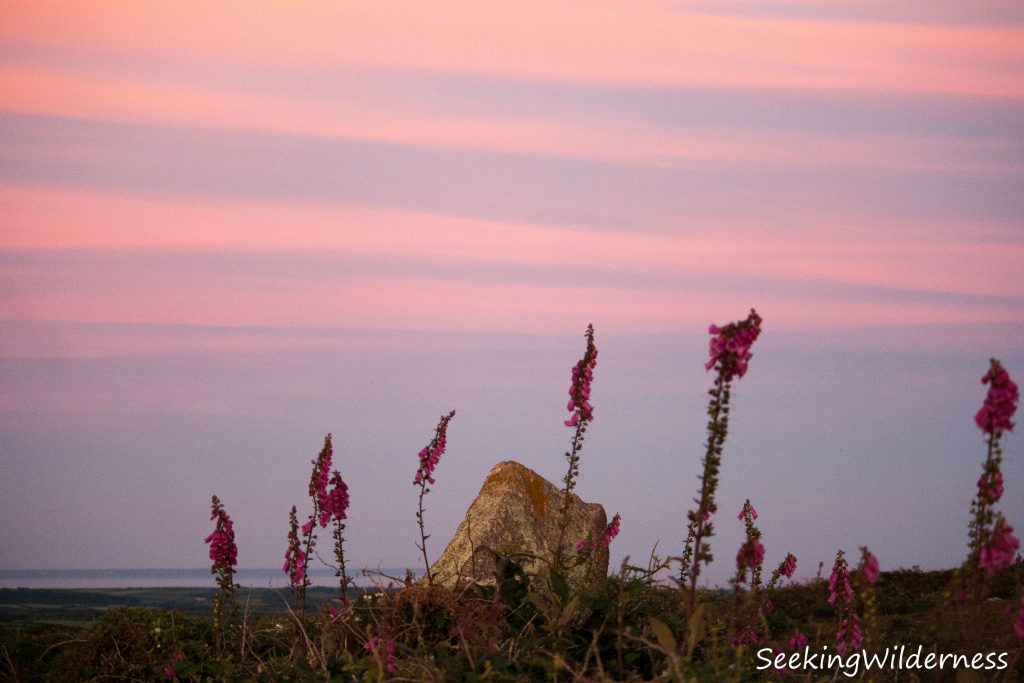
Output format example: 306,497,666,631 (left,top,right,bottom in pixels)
555,417,588,572
681,366,731,611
